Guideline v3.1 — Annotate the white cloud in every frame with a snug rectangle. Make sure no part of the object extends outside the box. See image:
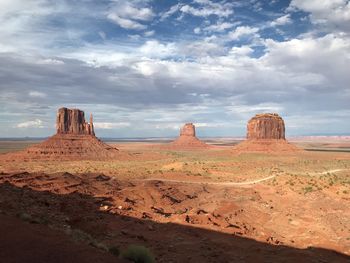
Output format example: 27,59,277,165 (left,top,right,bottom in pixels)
230,103,284,113
144,30,155,37
17,119,44,128
139,40,177,58
229,46,253,57
108,14,147,30
194,27,201,34
160,4,182,20
36,59,64,65
0,1,349,137
270,14,292,27
107,1,154,30
29,91,47,98
181,40,223,57
263,33,350,81
195,122,226,128
203,21,235,32
289,0,350,32
94,122,130,129
180,1,234,18
228,26,259,40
